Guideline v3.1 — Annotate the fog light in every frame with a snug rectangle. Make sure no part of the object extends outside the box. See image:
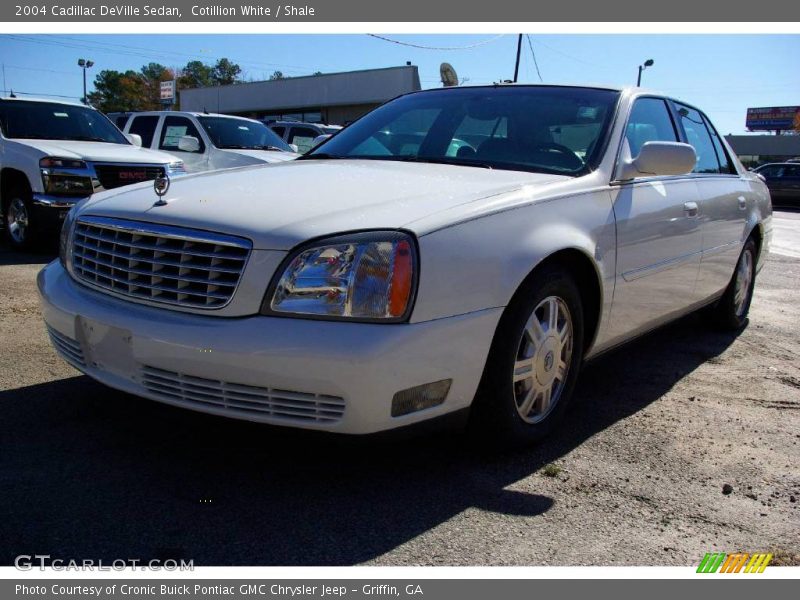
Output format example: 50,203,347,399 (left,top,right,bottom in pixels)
391,379,451,417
